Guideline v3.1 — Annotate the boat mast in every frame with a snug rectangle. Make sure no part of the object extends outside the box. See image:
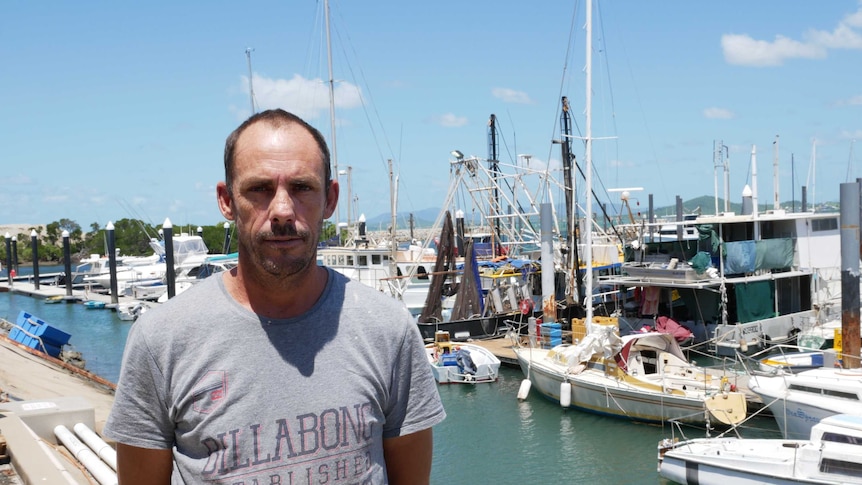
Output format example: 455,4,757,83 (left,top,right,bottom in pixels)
245,47,256,114
561,97,583,307
325,0,341,231
584,0,594,330
488,114,501,255
389,158,399,291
